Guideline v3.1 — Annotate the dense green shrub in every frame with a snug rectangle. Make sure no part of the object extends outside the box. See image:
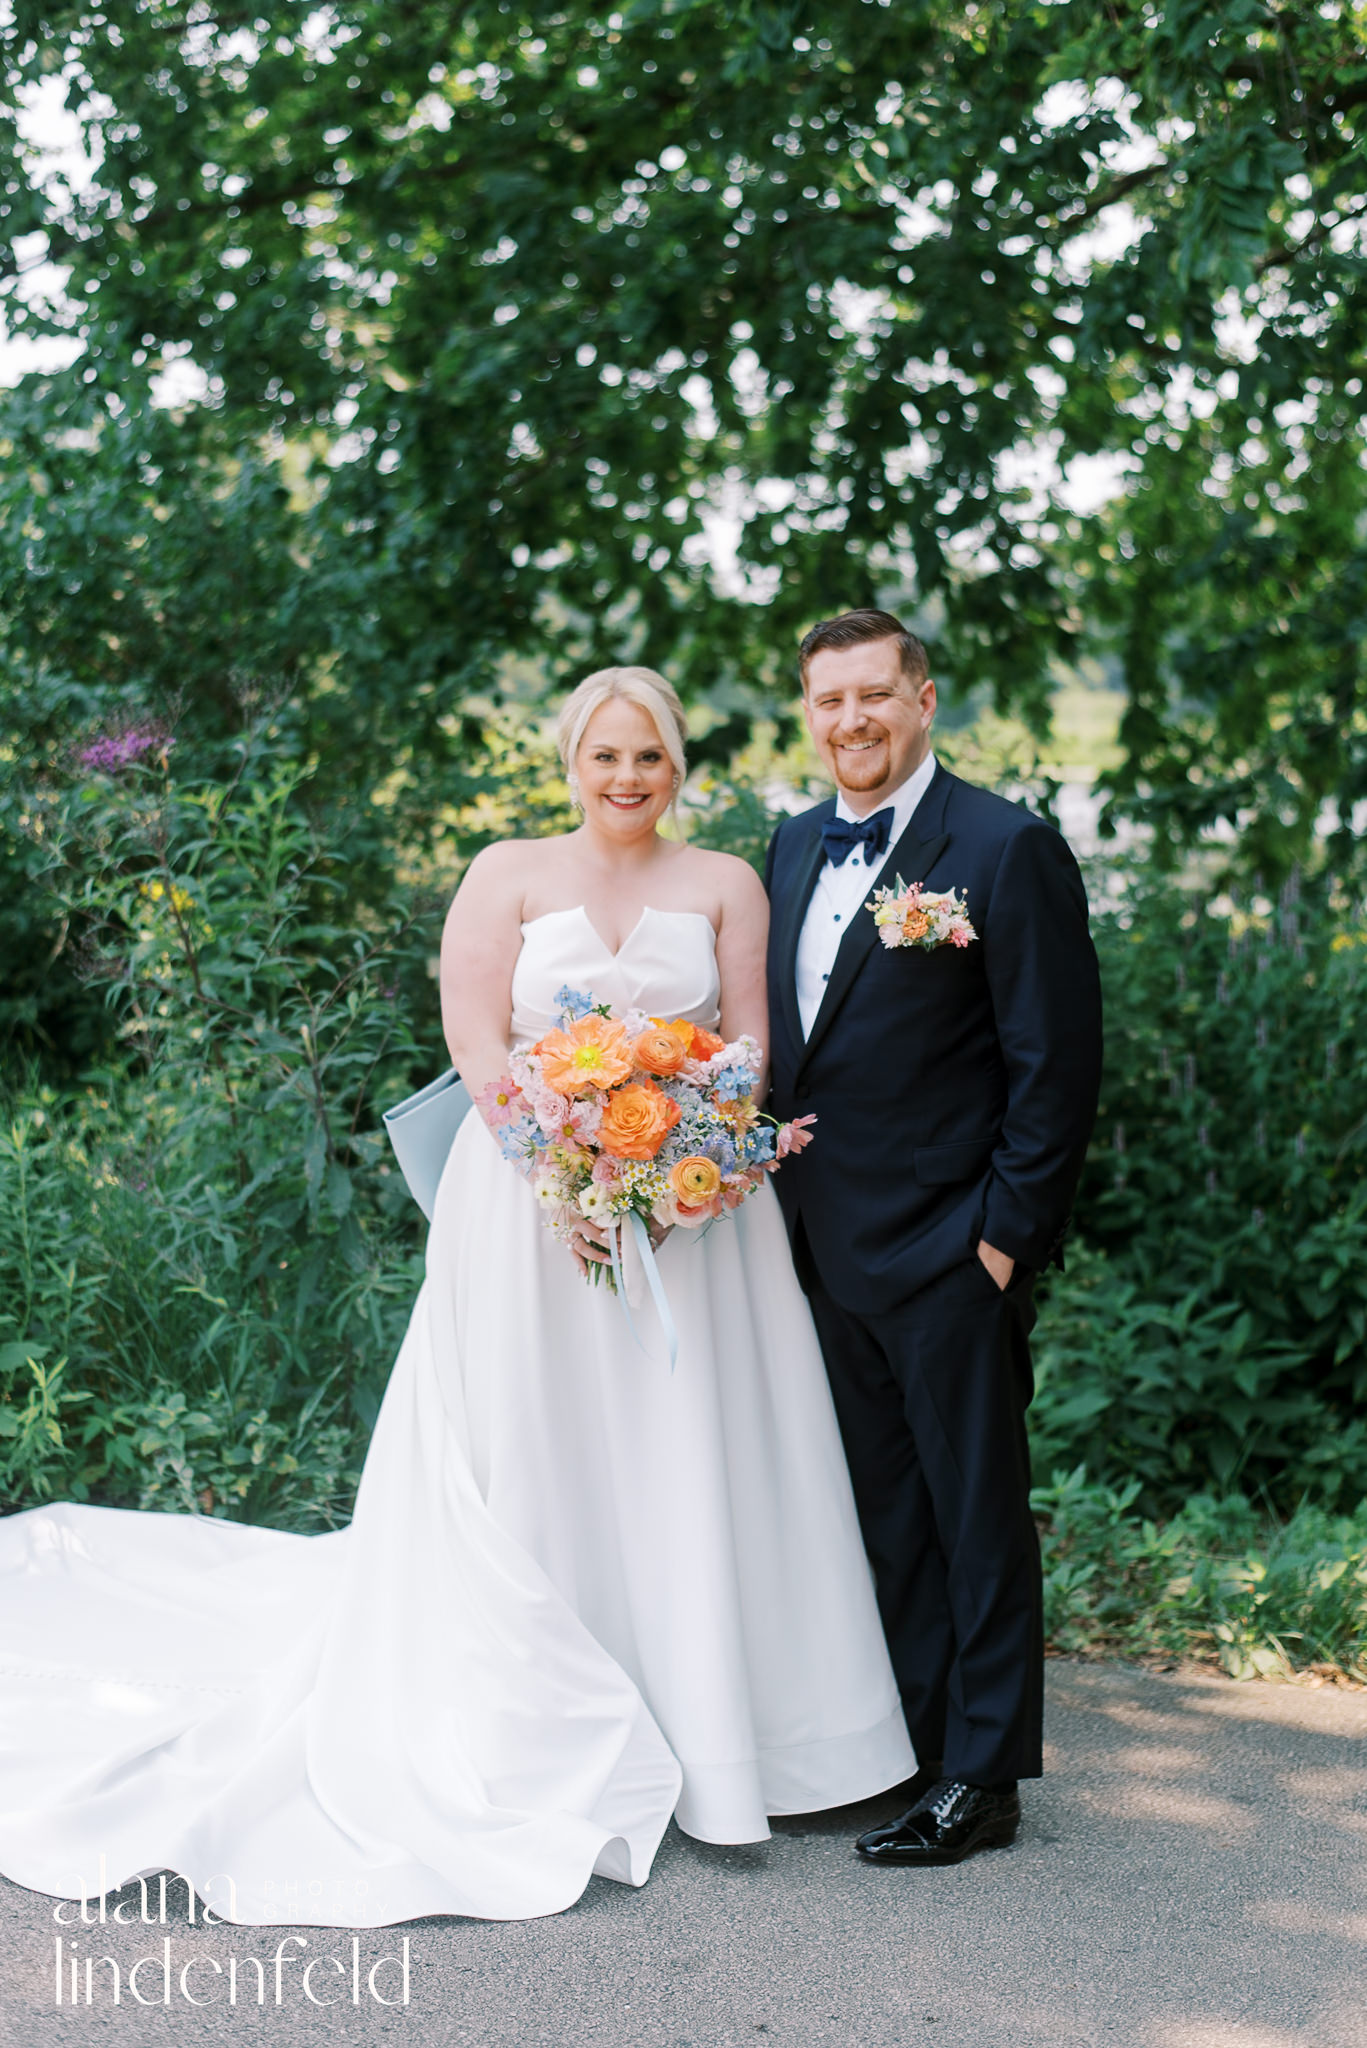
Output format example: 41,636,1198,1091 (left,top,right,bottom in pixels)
0,742,428,1519
0,673,119,1076
1080,867,1366,1344
1034,1468,1367,1682
1030,1246,1367,1512
1031,867,1367,1511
